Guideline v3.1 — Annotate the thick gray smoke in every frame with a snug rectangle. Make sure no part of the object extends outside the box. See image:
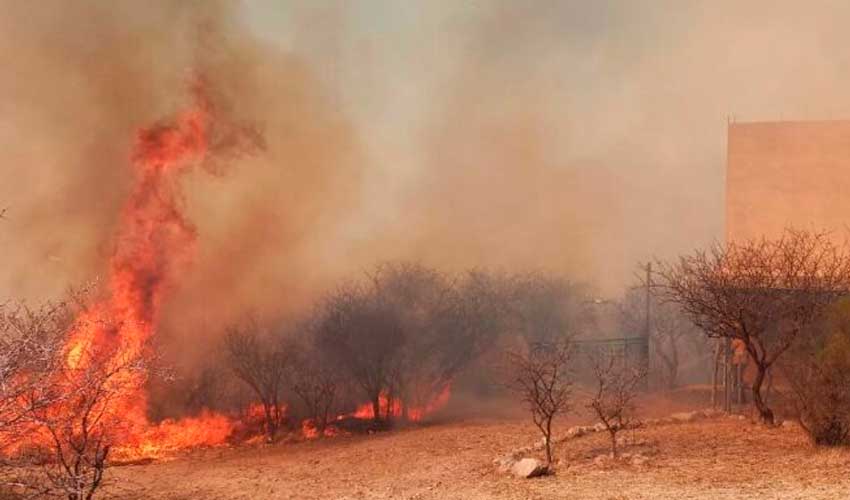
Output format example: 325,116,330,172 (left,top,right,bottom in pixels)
5,0,850,369
251,0,850,293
